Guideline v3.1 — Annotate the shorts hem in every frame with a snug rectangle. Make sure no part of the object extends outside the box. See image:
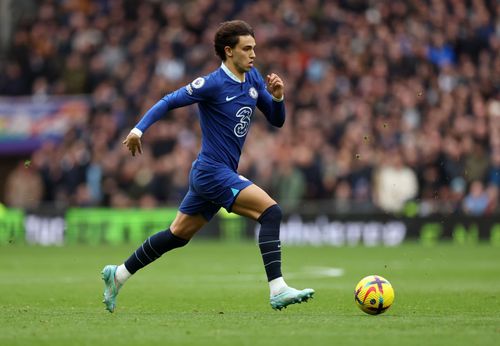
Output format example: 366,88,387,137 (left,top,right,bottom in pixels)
226,182,252,213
